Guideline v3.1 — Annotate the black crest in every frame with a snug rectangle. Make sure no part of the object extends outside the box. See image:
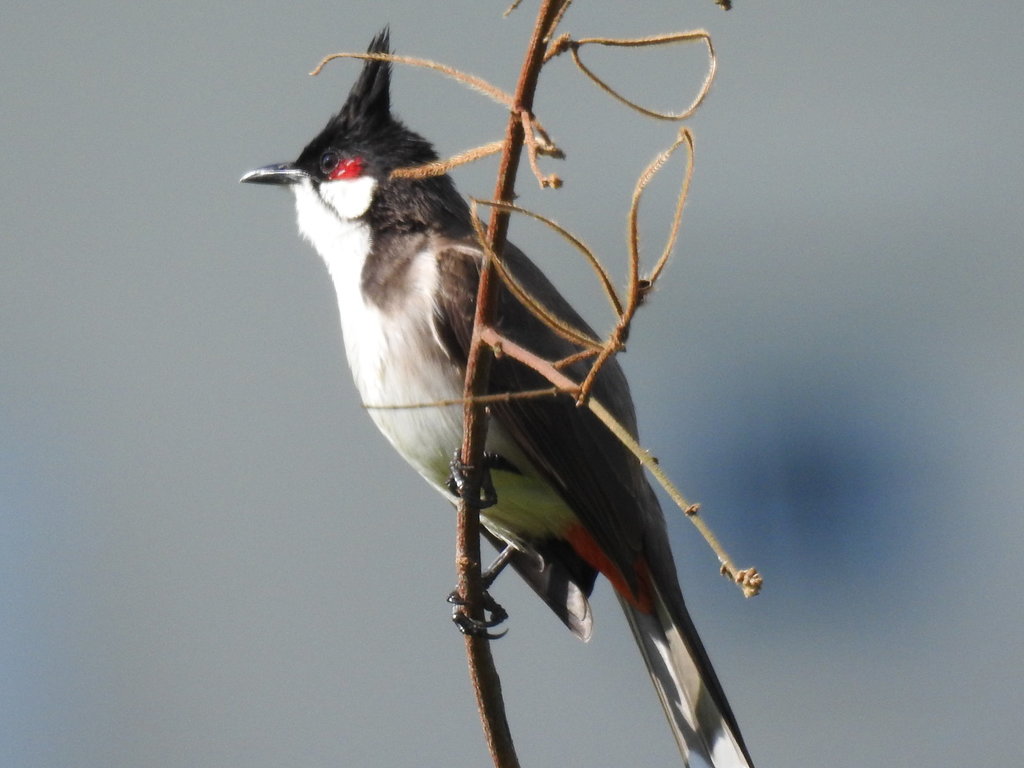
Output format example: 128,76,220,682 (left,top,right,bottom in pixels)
329,27,393,142
297,28,439,176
